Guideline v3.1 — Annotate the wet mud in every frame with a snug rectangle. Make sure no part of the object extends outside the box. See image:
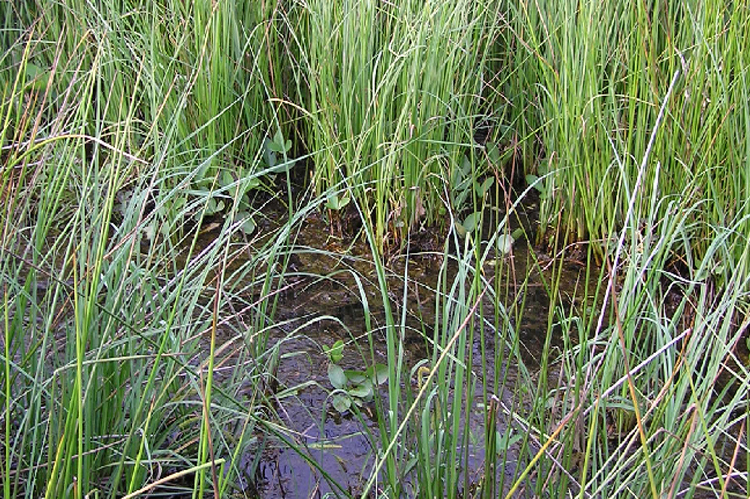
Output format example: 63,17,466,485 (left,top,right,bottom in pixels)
194,204,599,498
